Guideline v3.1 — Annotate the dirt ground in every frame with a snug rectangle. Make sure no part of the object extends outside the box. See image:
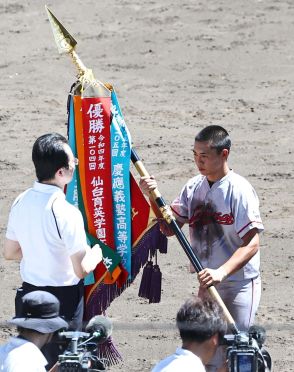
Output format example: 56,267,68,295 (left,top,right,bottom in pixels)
0,0,294,371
